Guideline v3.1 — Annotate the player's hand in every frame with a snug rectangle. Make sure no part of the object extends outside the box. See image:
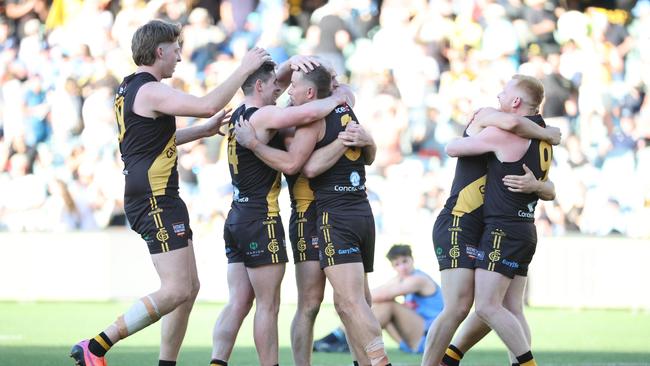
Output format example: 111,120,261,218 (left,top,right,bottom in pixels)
545,126,562,145
289,55,320,73
339,123,373,147
203,108,232,137
503,164,540,193
234,116,259,149
240,47,273,75
332,86,351,106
